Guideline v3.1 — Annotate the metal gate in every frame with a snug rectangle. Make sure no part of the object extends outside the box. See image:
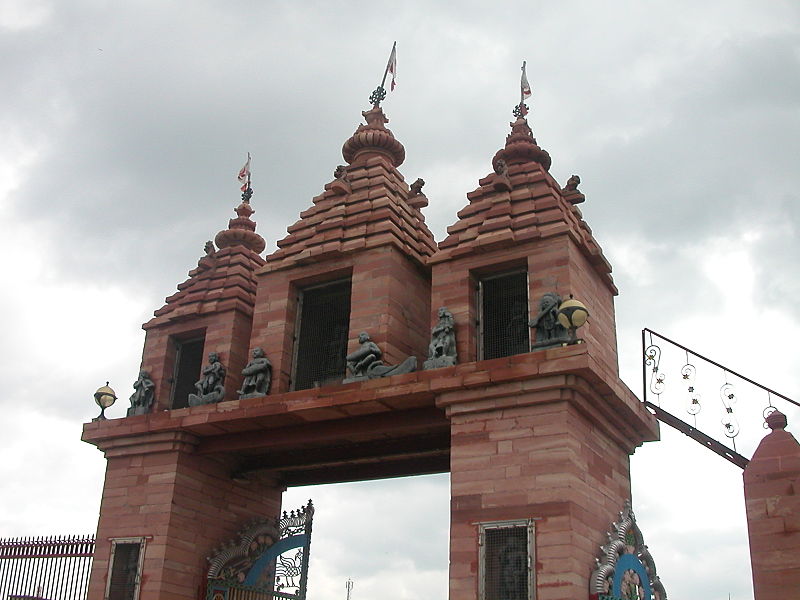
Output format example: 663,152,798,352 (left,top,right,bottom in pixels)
205,501,314,600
